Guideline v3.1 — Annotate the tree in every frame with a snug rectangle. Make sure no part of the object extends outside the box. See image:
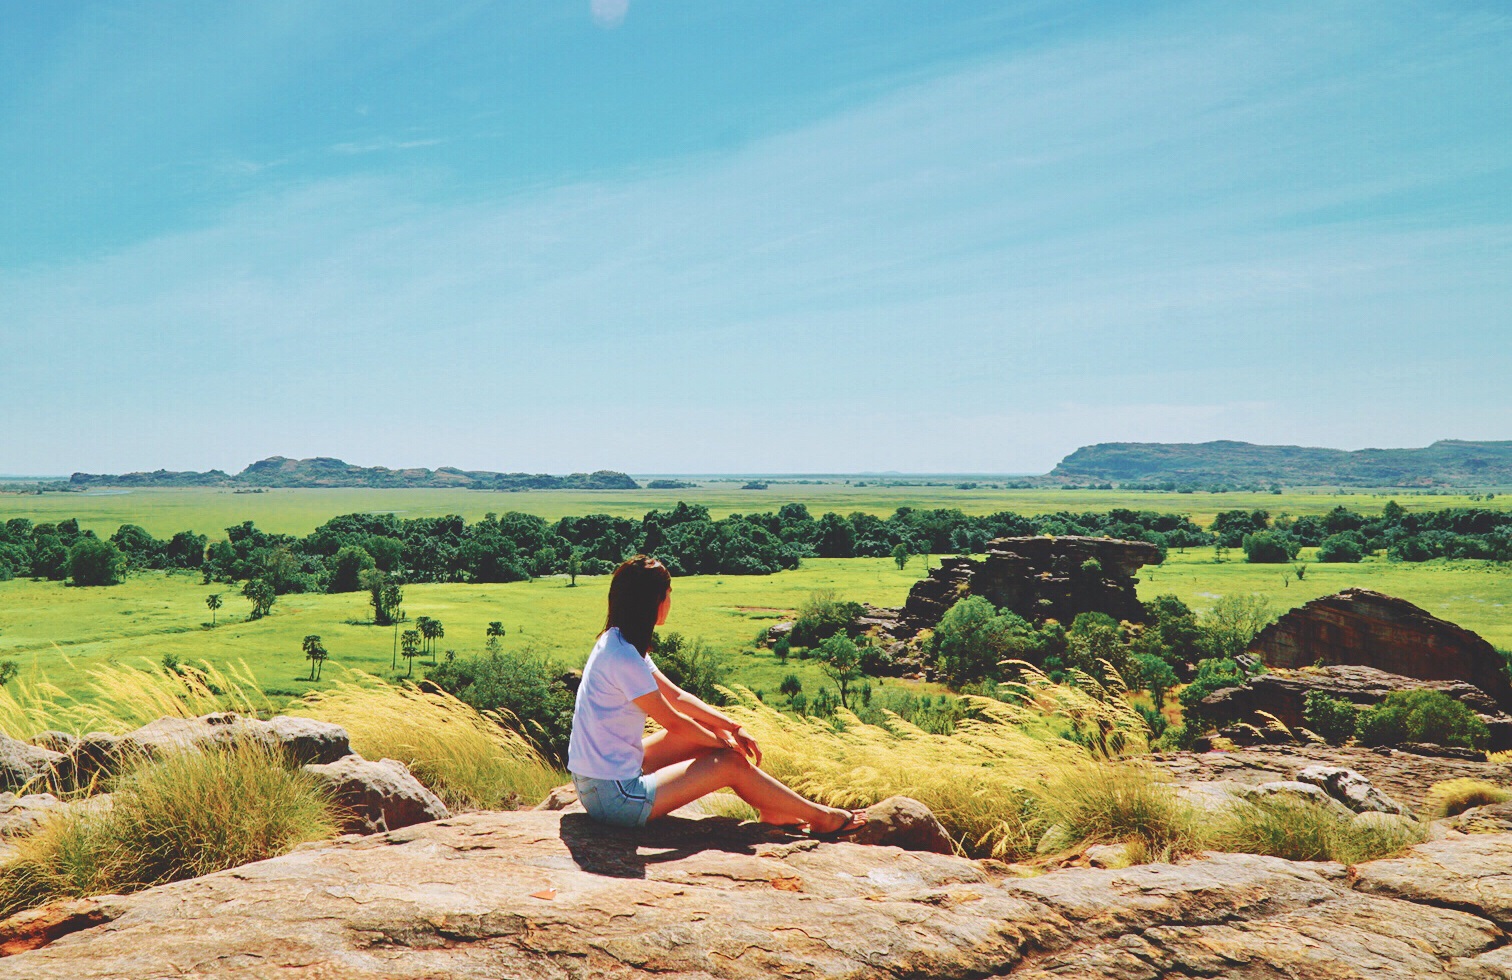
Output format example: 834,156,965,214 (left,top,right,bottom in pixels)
891,543,910,570
486,620,506,654
242,578,276,619
1317,532,1365,563
302,634,328,681
932,595,1024,686
400,630,421,677
205,592,222,627
567,549,583,587
360,569,402,625
1131,653,1177,708
67,537,126,587
419,617,444,665
817,634,862,709
779,673,803,700
1242,531,1297,564
1202,593,1274,659
329,545,375,593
